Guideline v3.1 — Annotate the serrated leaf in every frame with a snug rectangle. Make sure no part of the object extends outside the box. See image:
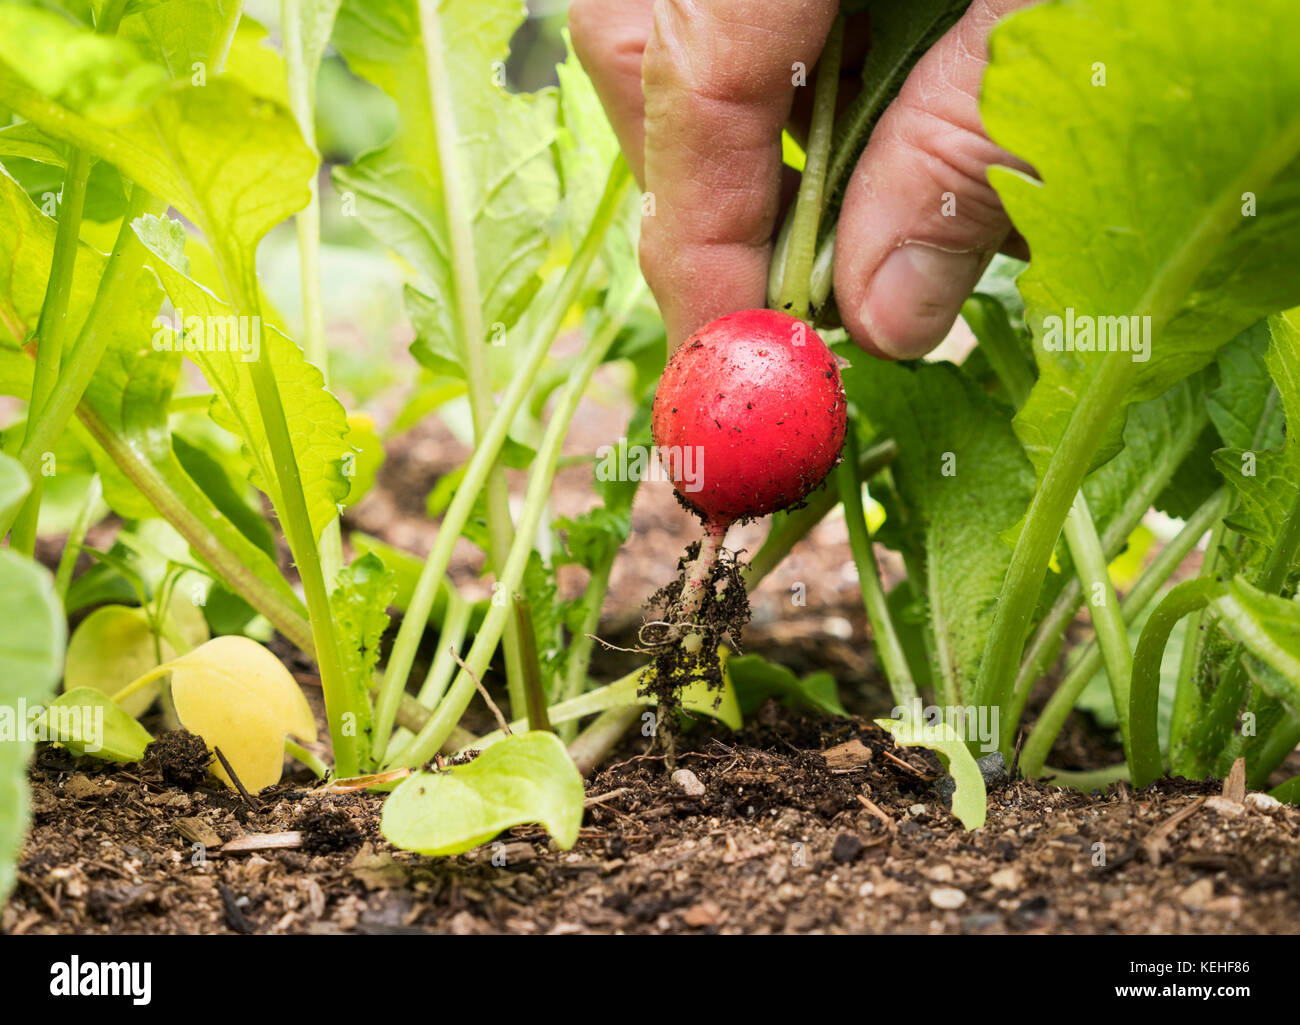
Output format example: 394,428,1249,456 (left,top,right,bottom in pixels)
875,715,986,830
1213,579,1300,716
841,357,1034,703
1212,312,1300,569
0,551,65,903
330,551,395,750
332,0,559,372
134,218,351,541
983,0,1300,486
382,731,584,856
